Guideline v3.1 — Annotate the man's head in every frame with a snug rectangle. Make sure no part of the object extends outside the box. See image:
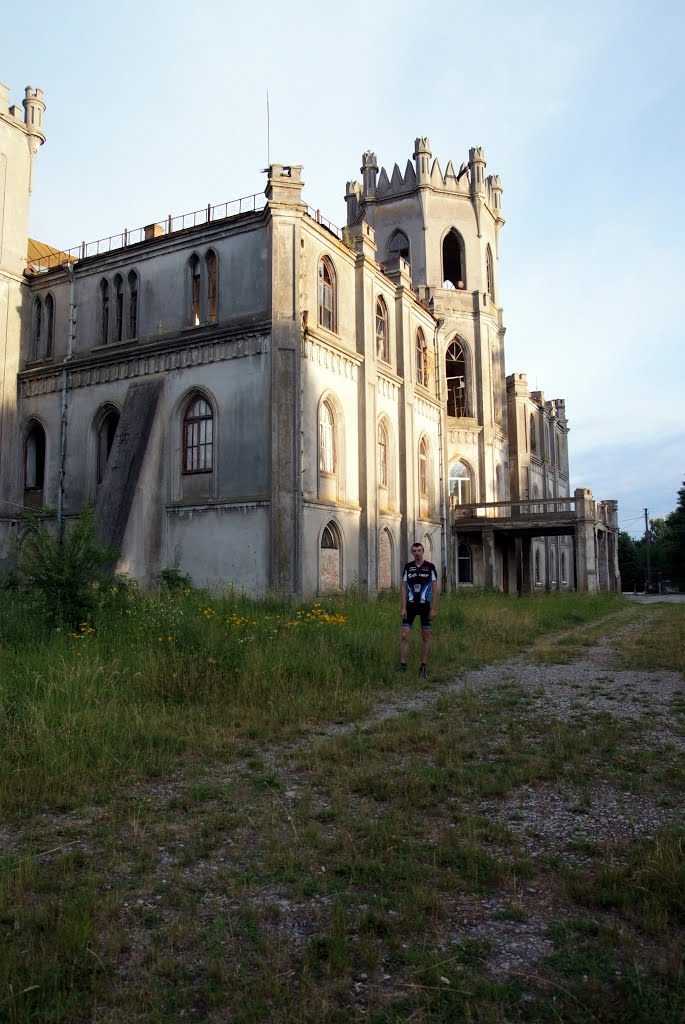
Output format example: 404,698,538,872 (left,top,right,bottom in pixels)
411,542,425,564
